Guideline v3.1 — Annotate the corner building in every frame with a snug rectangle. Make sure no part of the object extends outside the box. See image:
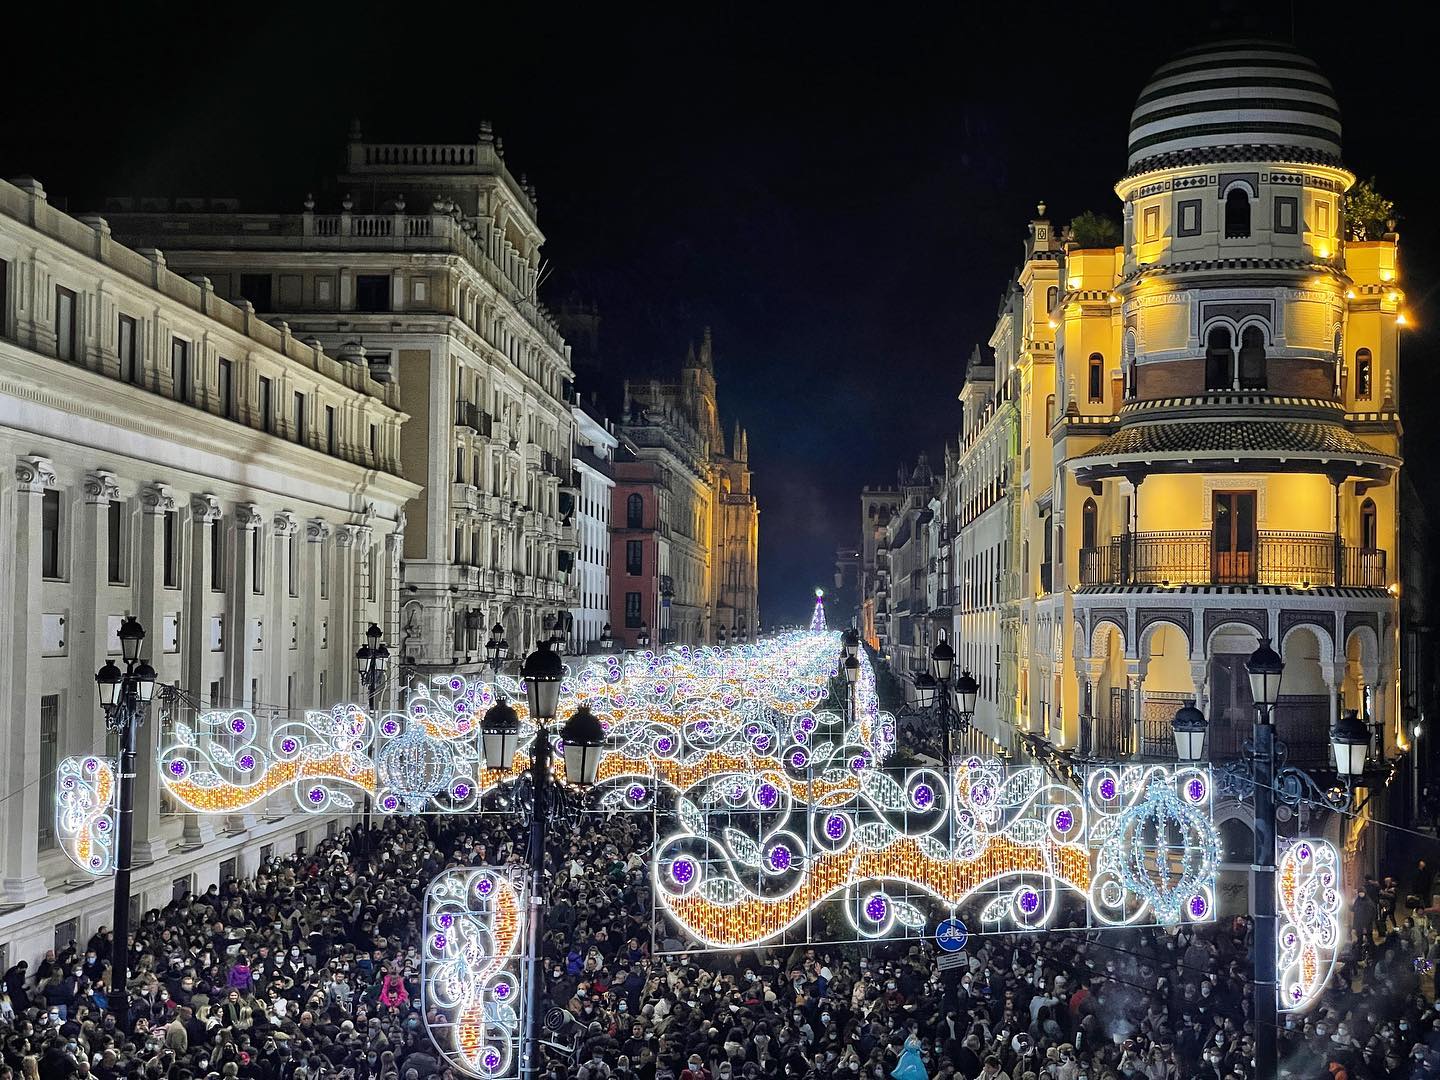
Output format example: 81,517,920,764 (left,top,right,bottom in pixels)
953,42,1403,862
